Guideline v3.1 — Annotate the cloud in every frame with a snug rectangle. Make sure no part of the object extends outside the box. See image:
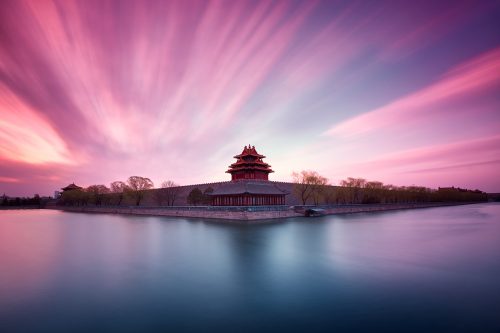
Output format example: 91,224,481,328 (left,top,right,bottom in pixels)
0,1,498,195
325,47,500,137
0,85,74,164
